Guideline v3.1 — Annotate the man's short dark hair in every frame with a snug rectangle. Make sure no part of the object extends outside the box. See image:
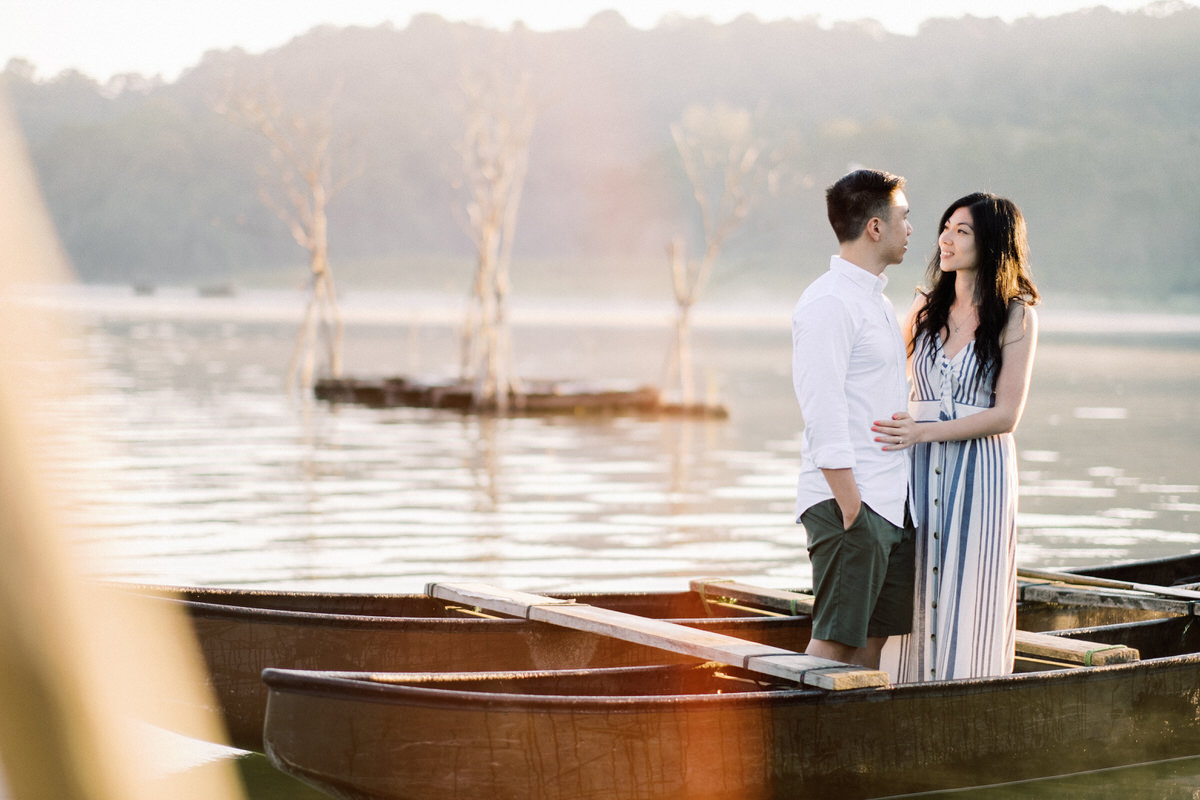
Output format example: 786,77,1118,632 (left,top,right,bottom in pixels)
826,169,906,243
